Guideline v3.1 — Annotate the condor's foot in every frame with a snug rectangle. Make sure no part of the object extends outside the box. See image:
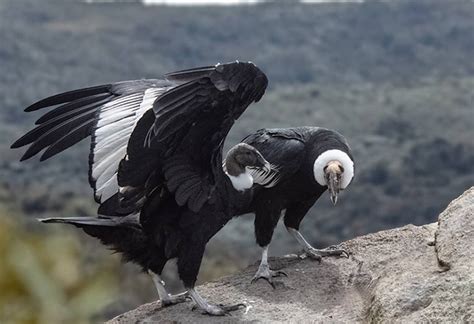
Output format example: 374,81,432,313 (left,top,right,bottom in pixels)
251,264,287,289
161,291,190,307
149,271,190,307
304,245,349,260
189,288,245,316
191,302,246,316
